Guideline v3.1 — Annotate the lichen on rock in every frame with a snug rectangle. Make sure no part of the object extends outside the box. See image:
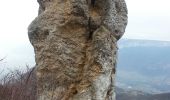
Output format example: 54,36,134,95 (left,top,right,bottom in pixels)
28,0,127,100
